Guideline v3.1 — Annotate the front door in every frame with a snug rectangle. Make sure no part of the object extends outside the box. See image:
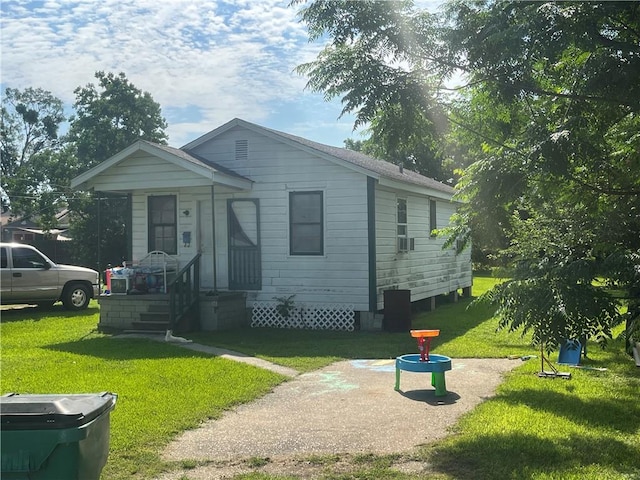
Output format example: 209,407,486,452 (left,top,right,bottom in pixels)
227,199,261,290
